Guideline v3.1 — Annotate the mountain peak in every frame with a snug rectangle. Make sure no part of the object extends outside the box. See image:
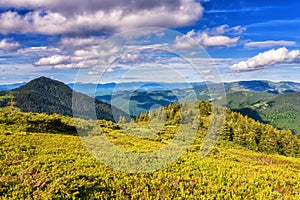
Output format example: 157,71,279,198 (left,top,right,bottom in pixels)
14,76,71,93
8,76,127,121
